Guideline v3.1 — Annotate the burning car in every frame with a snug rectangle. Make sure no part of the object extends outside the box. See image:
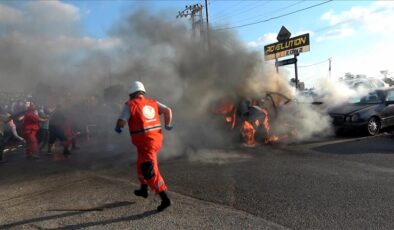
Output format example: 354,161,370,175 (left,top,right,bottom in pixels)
213,92,293,146
329,87,394,135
